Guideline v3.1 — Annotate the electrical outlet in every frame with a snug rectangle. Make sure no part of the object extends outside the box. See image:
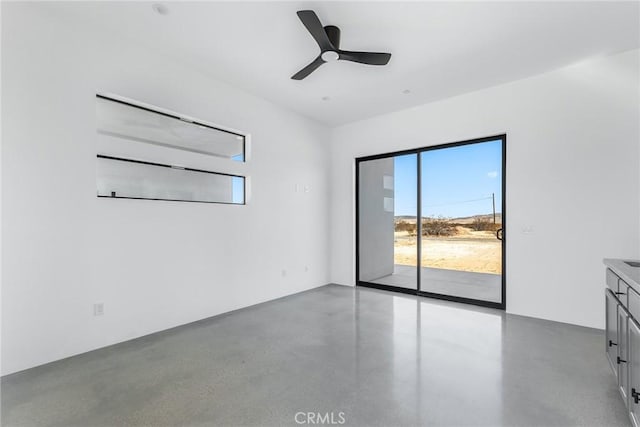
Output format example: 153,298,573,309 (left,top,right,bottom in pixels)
93,303,104,316
305,266,309,272
281,269,287,277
